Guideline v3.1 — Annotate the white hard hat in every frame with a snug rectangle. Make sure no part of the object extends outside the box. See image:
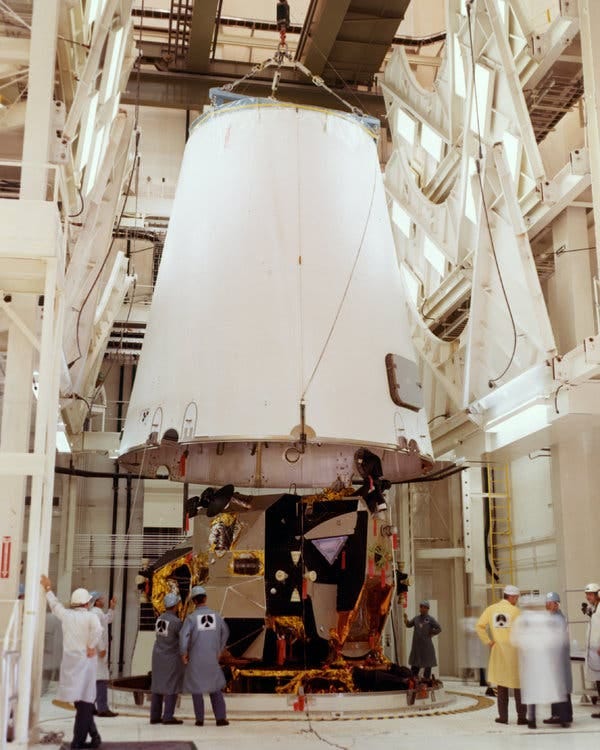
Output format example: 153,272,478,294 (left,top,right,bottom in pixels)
71,587,92,606
584,582,600,593
503,584,520,596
